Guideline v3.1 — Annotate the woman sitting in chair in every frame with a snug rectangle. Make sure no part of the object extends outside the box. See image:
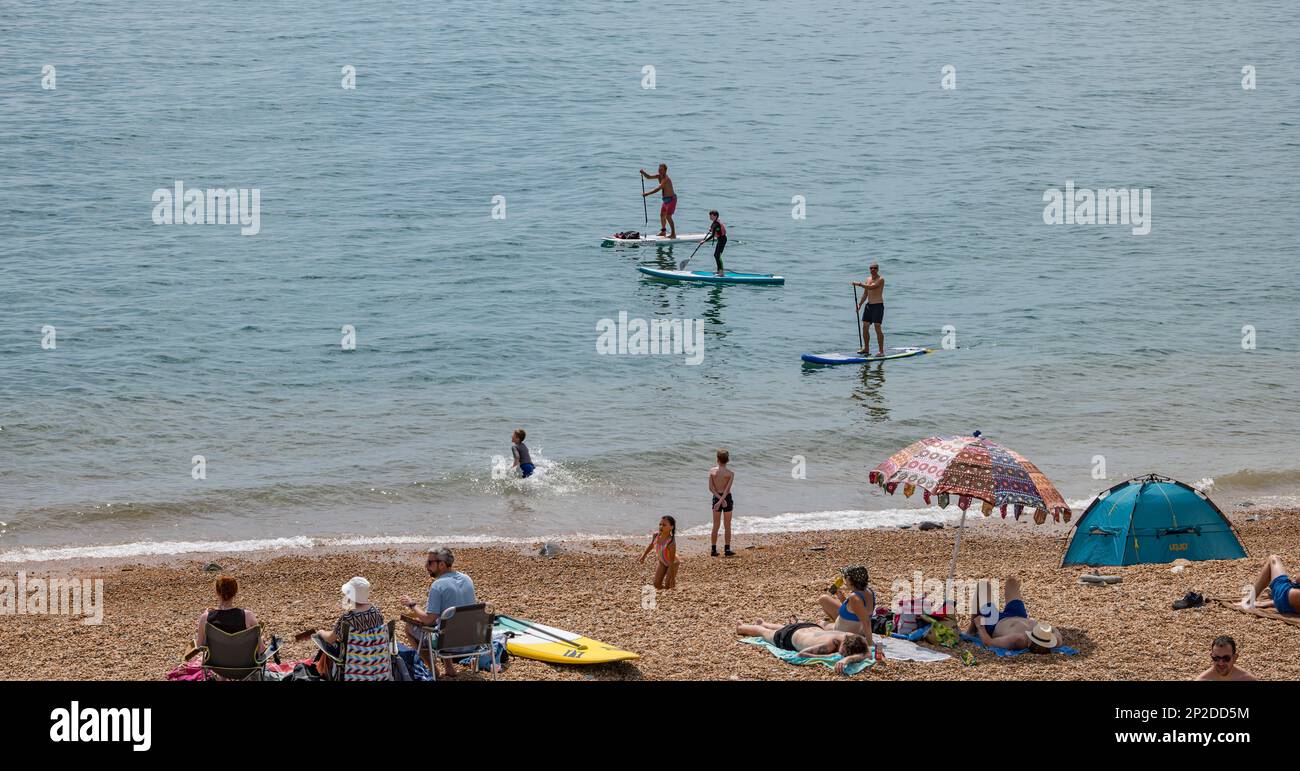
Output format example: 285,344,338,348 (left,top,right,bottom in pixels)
312,576,386,673
195,575,263,654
